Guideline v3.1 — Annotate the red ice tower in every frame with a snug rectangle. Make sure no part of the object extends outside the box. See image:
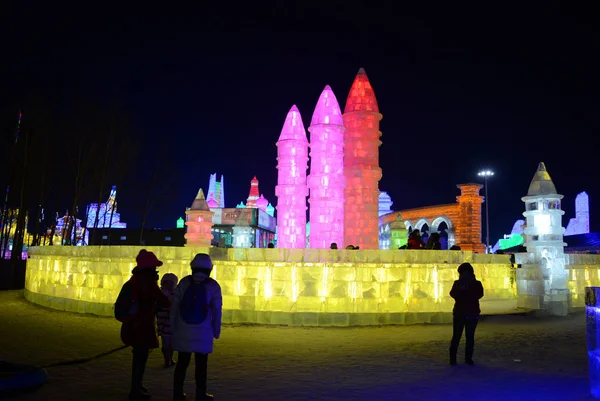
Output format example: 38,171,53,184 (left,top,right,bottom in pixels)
246,176,260,208
343,68,383,249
